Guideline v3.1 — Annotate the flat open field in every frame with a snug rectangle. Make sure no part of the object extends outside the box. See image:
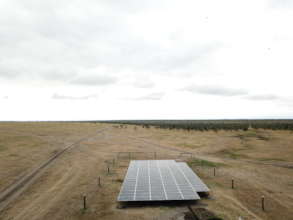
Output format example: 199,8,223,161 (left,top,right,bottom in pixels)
0,122,292,220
